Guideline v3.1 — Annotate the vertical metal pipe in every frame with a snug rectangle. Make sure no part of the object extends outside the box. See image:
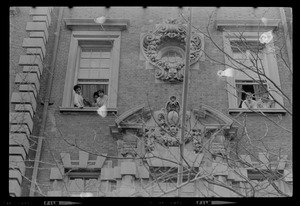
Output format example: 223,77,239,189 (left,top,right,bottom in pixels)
29,7,64,196
279,7,292,71
177,7,192,197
